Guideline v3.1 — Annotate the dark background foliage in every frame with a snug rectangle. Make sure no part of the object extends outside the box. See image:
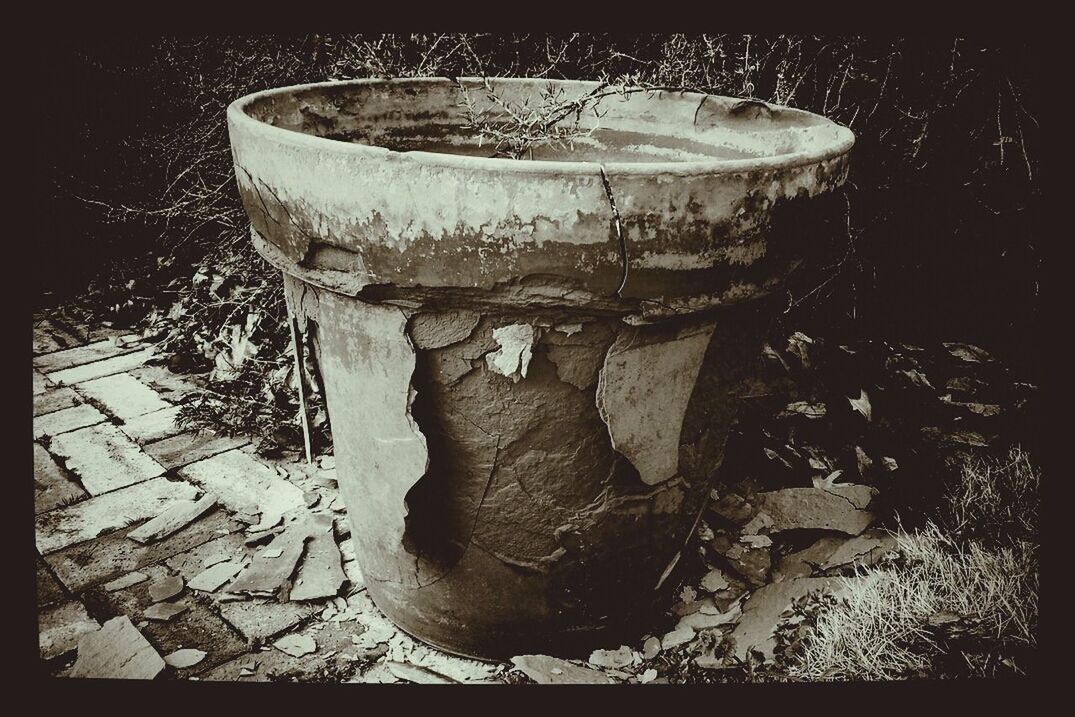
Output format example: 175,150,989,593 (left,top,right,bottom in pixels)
39,34,1041,379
